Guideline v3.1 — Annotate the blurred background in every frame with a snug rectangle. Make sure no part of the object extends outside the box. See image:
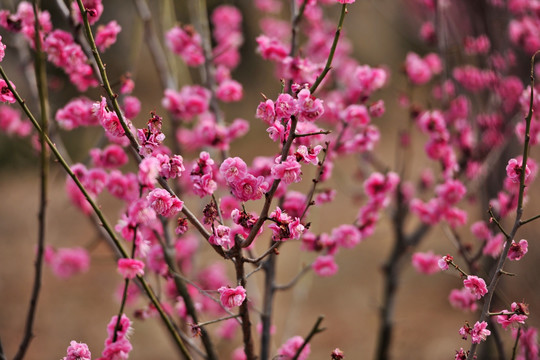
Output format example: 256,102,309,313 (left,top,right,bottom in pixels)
1,0,540,359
